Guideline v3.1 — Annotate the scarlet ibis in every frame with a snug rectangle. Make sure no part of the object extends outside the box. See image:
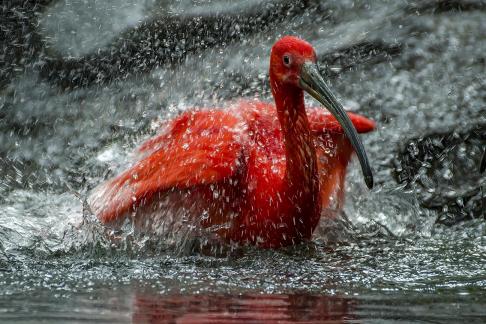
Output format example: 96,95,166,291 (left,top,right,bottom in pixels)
88,36,375,248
